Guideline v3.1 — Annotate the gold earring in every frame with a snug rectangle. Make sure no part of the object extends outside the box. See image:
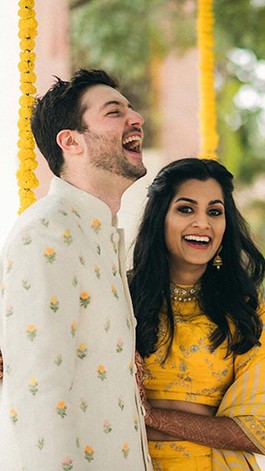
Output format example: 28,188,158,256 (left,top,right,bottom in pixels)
213,246,223,270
